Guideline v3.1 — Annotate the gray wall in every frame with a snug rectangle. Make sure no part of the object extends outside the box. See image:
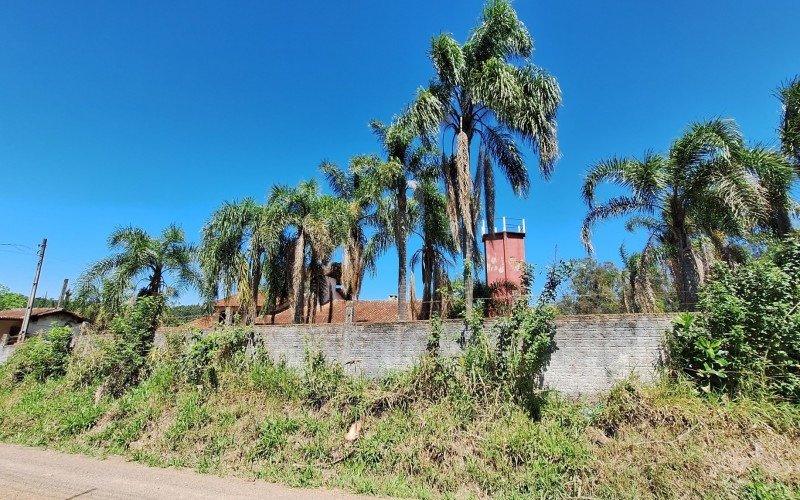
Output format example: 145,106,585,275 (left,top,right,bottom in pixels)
248,313,675,395
70,314,675,396
0,315,85,364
